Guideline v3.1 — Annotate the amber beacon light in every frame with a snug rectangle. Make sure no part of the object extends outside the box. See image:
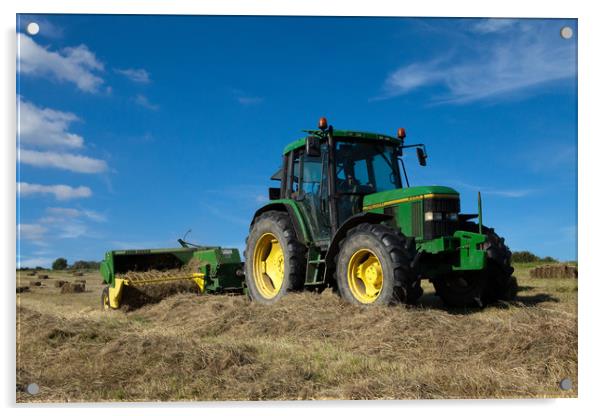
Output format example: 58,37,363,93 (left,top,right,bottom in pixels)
318,117,328,130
